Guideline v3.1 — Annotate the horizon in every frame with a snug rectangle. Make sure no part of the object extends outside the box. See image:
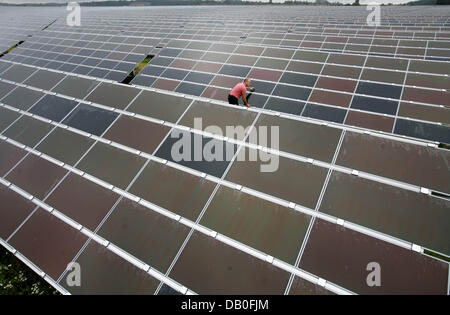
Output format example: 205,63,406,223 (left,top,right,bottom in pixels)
0,0,421,6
